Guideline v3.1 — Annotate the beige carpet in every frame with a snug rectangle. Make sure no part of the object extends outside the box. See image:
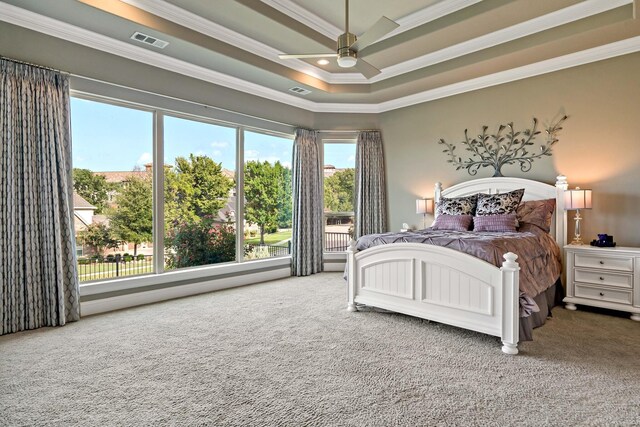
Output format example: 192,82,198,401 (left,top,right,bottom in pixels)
1,273,639,426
